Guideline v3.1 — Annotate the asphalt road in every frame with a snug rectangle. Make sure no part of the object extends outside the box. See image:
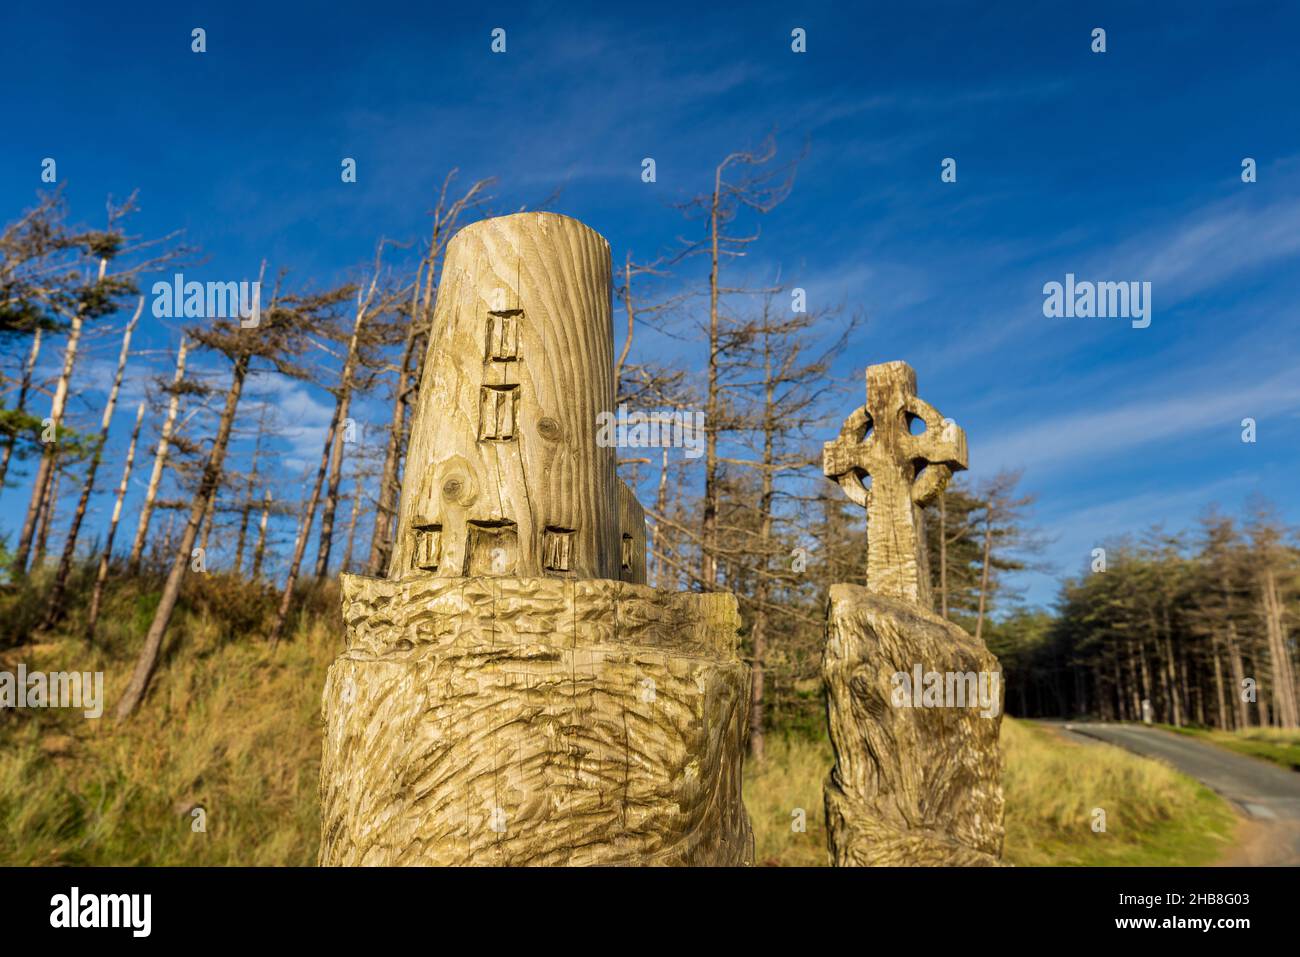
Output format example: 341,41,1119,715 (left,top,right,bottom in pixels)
1053,721,1300,865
